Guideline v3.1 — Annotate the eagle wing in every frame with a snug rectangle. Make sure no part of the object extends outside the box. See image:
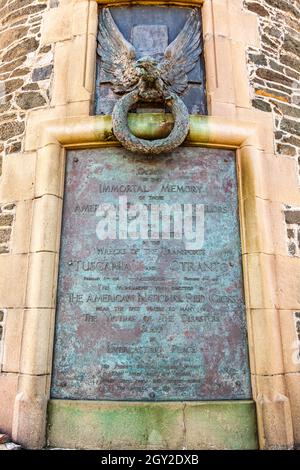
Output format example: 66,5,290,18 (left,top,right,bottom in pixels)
97,8,139,93
159,9,202,95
